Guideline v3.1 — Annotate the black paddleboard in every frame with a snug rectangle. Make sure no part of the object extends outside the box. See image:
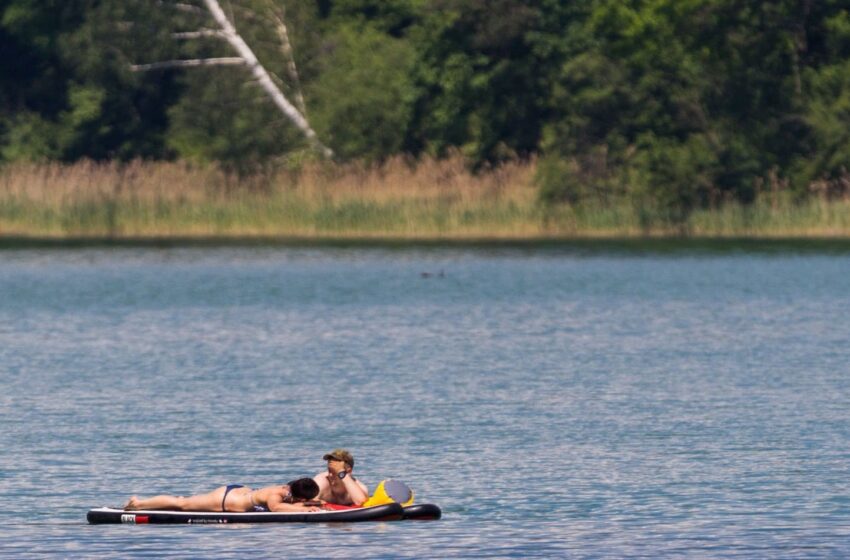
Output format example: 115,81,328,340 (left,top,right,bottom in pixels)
87,503,404,524
402,503,442,520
